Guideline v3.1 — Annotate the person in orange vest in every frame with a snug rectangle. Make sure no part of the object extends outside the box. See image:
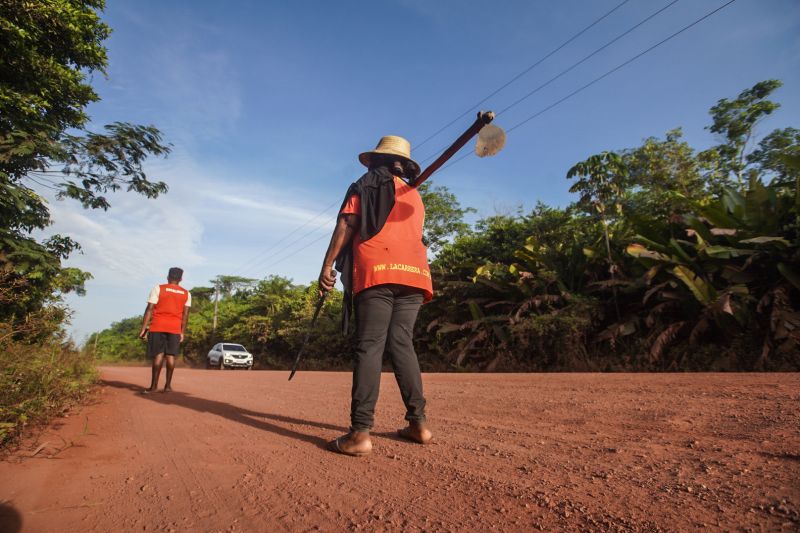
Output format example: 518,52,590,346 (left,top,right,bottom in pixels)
319,136,433,457
138,267,191,393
